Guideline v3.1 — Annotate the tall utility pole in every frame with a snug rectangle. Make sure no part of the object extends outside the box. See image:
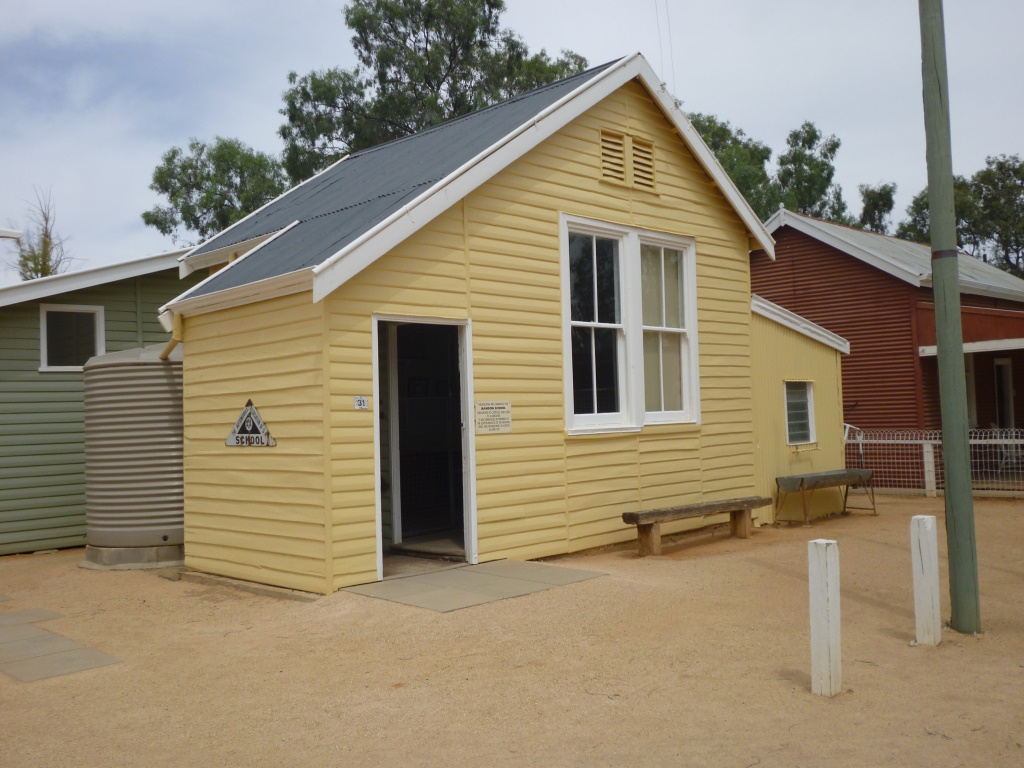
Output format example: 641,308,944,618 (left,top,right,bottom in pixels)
917,0,980,633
